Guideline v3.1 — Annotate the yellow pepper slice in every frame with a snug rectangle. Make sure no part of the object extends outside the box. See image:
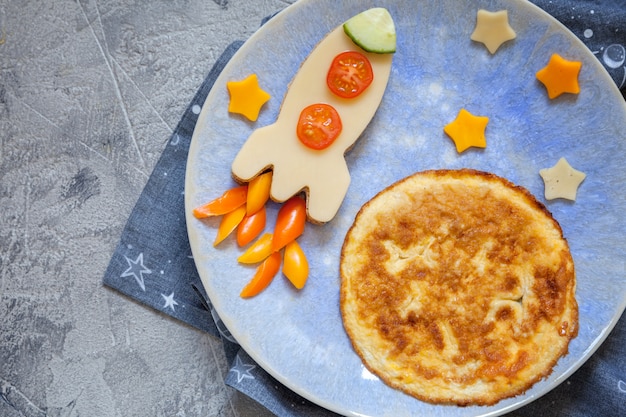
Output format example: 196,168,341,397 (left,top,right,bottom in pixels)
283,240,309,290
246,171,272,215
213,205,246,246
237,233,274,264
